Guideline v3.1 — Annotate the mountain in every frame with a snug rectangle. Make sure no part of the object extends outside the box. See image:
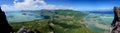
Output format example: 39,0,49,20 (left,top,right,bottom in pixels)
110,6,120,33
0,6,13,33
